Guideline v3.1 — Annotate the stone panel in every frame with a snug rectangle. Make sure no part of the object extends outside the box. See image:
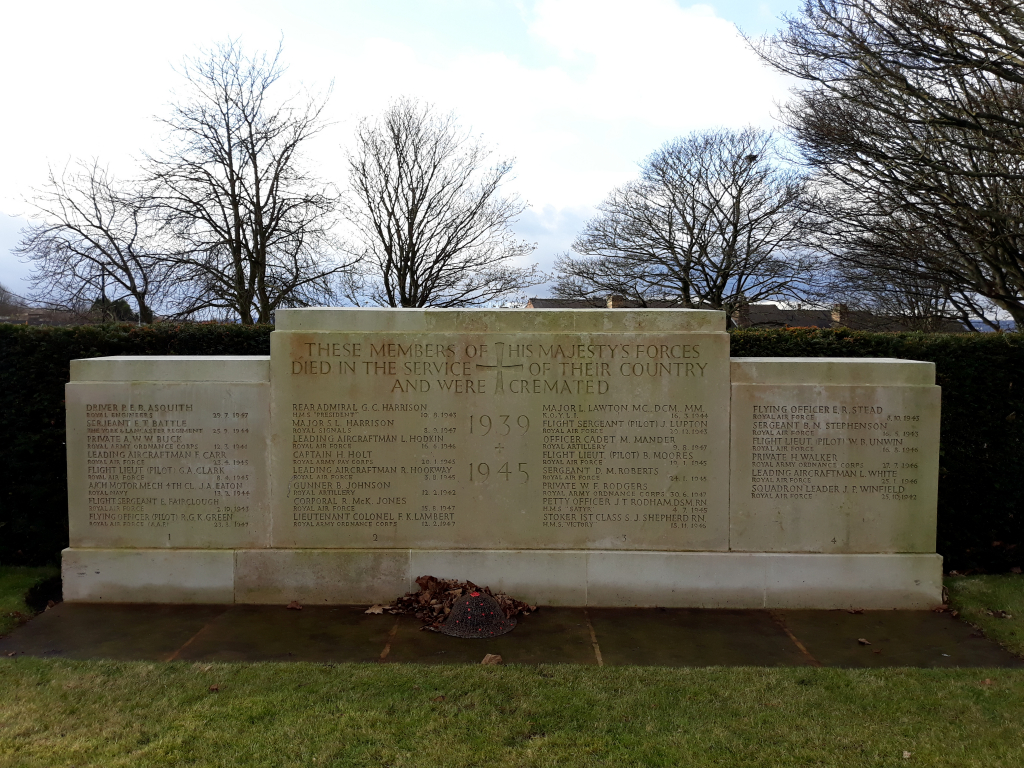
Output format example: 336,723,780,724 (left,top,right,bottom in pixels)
730,357,934,387
586,551,769,608
225,548,942,608
763,553,943,609
730,358,940,553
66,358,271,549
270,309,730,551
62,548,235,603
234,549,410,605
70,356,270,382
275,307,723,335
